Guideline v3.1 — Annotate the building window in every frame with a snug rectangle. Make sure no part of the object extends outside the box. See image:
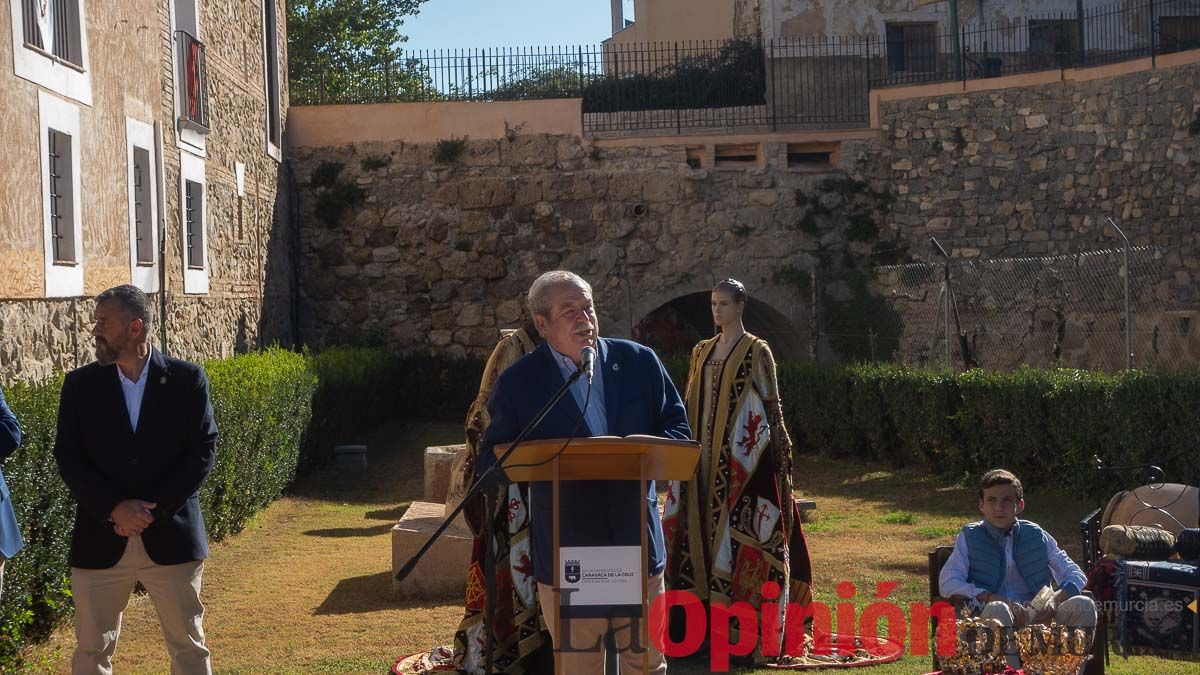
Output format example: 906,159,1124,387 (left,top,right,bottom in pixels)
133,149,152,264
21,0,82,65
10,0,92,104
185,180,204,269
1028,19,1080,61
48,128,76,263
179,151,208,294
39,90,83,297
263,0,282,157
885,22,937,74
176,30,209,131
714,143,761,169
1159,16,1200,53
787,143,837,172
173,0,208,151
125,117,160,292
